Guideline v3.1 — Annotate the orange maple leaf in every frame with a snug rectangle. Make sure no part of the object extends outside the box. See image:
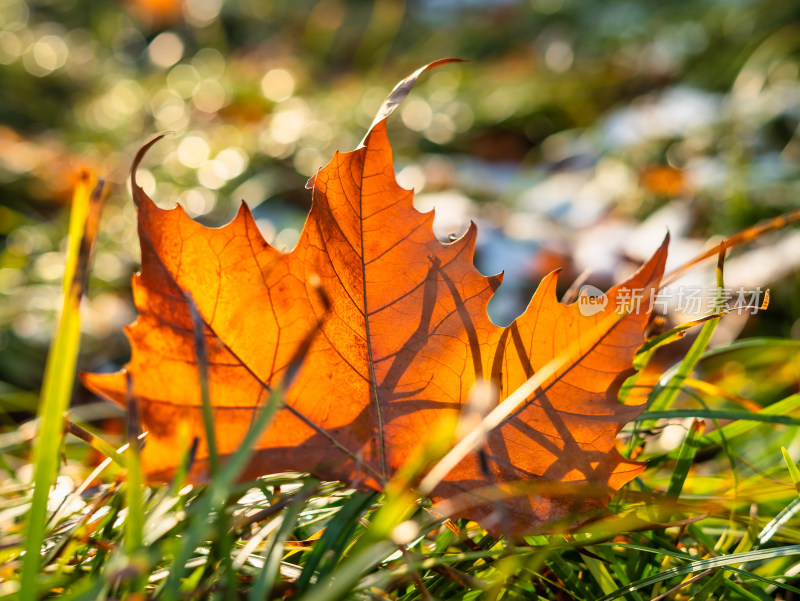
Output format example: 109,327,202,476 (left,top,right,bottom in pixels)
82,61,668,535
